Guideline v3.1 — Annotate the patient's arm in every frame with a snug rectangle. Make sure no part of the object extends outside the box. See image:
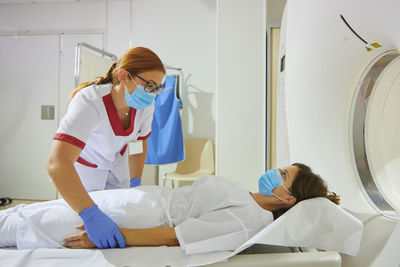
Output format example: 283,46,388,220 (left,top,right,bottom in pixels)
120,227,179,246
63,226,179,249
